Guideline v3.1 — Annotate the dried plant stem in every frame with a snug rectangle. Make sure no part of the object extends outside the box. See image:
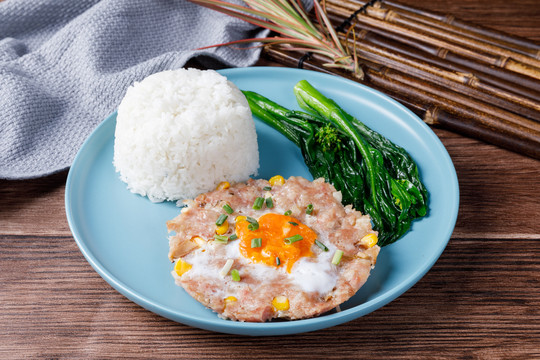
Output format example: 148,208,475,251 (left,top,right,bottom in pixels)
325,0,540,80
333,0,540,60
332,31,540,122
337,18,540,93
368,65,540,133
189,0,364,79
377,0,540,53
347,28,540,101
